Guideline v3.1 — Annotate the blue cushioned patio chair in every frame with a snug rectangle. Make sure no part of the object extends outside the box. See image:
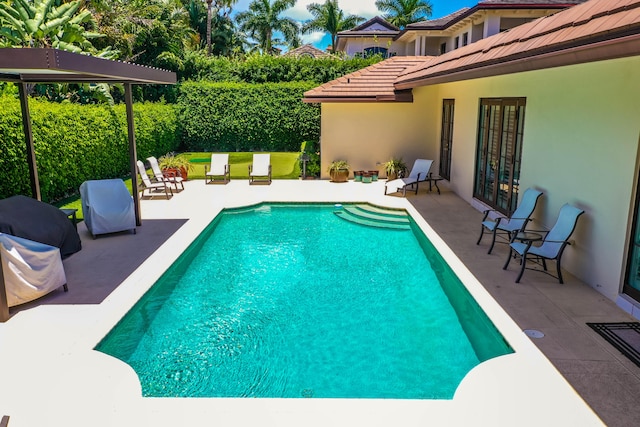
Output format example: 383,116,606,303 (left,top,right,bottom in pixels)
503,203,584,284
477,188,543,254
